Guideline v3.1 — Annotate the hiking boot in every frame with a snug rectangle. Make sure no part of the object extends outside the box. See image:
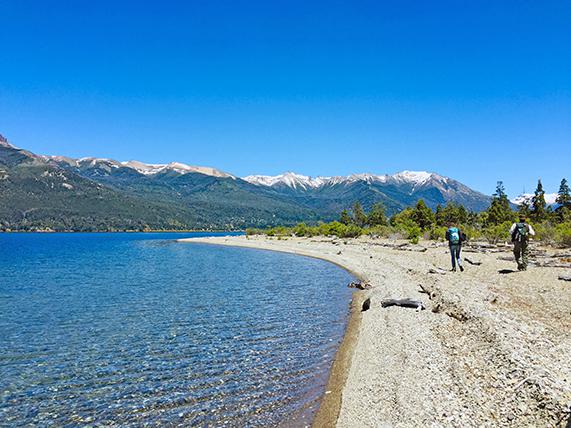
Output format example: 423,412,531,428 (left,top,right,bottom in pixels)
459,265,464,272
